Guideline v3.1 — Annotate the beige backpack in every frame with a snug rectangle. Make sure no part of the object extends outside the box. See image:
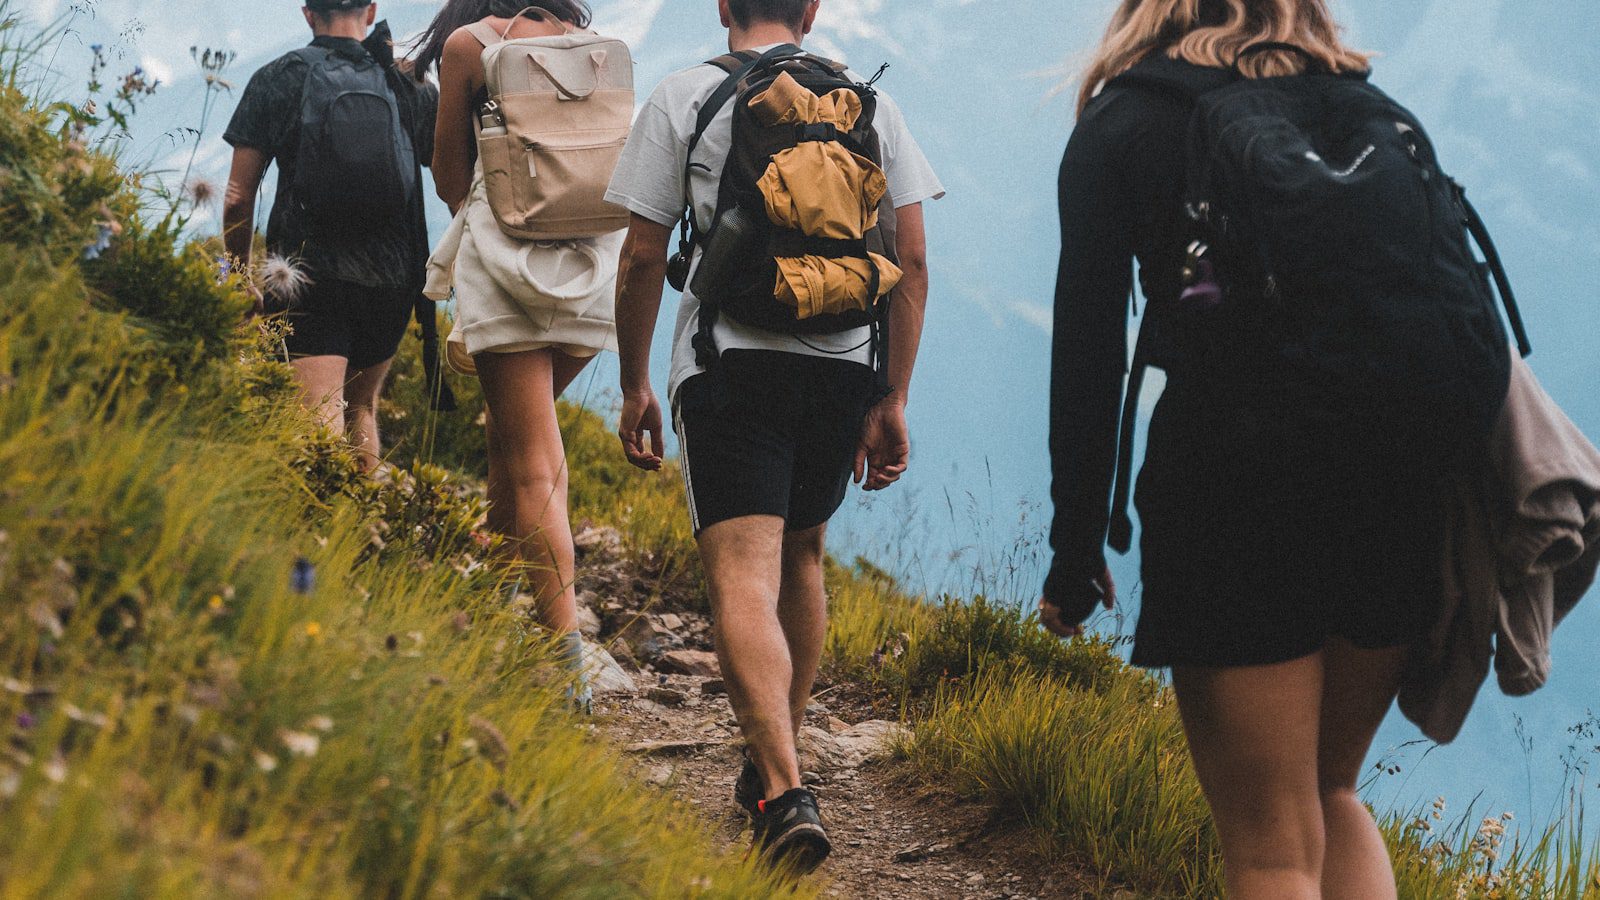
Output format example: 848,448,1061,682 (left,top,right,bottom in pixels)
467,8,633,240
